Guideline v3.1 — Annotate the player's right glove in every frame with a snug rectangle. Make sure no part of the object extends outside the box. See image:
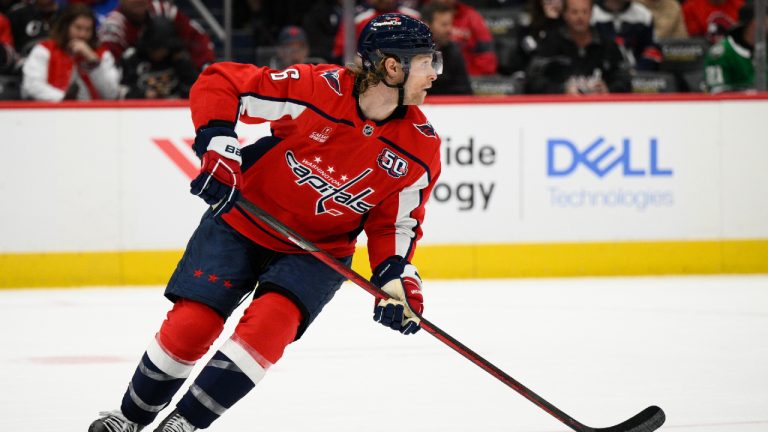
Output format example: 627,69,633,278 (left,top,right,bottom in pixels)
190,125,242,216
371,256,424,335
